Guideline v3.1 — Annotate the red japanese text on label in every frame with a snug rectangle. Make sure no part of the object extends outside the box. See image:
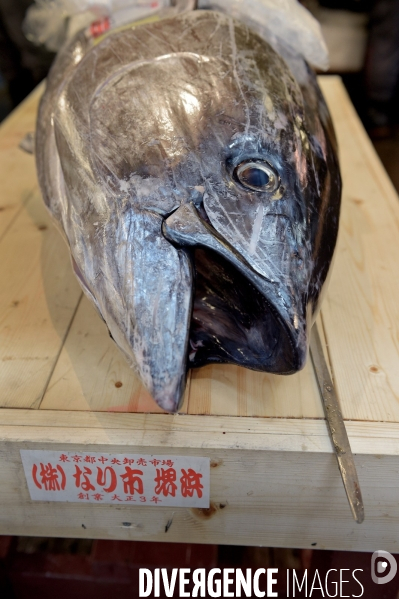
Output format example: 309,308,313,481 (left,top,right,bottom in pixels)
21,451,210,508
